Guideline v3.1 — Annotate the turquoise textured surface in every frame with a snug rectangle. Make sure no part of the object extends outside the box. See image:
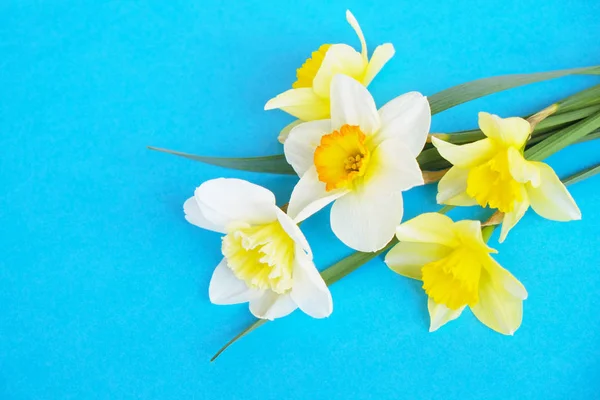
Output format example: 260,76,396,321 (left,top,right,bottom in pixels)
1,1,599,399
